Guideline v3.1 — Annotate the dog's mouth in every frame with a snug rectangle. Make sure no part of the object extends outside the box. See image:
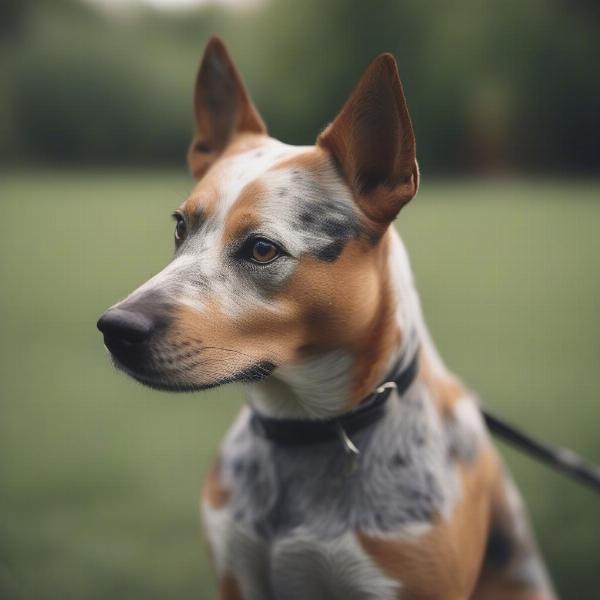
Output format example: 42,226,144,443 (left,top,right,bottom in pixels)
108,352,204,392
98,305,276,392
107,346,276,393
